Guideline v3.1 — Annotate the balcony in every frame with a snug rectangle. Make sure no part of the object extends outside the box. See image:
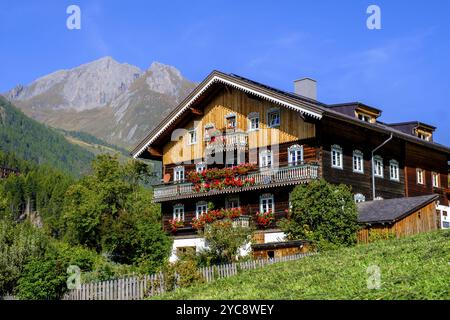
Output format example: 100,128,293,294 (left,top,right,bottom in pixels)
153,164,319,202
205,130,248,153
